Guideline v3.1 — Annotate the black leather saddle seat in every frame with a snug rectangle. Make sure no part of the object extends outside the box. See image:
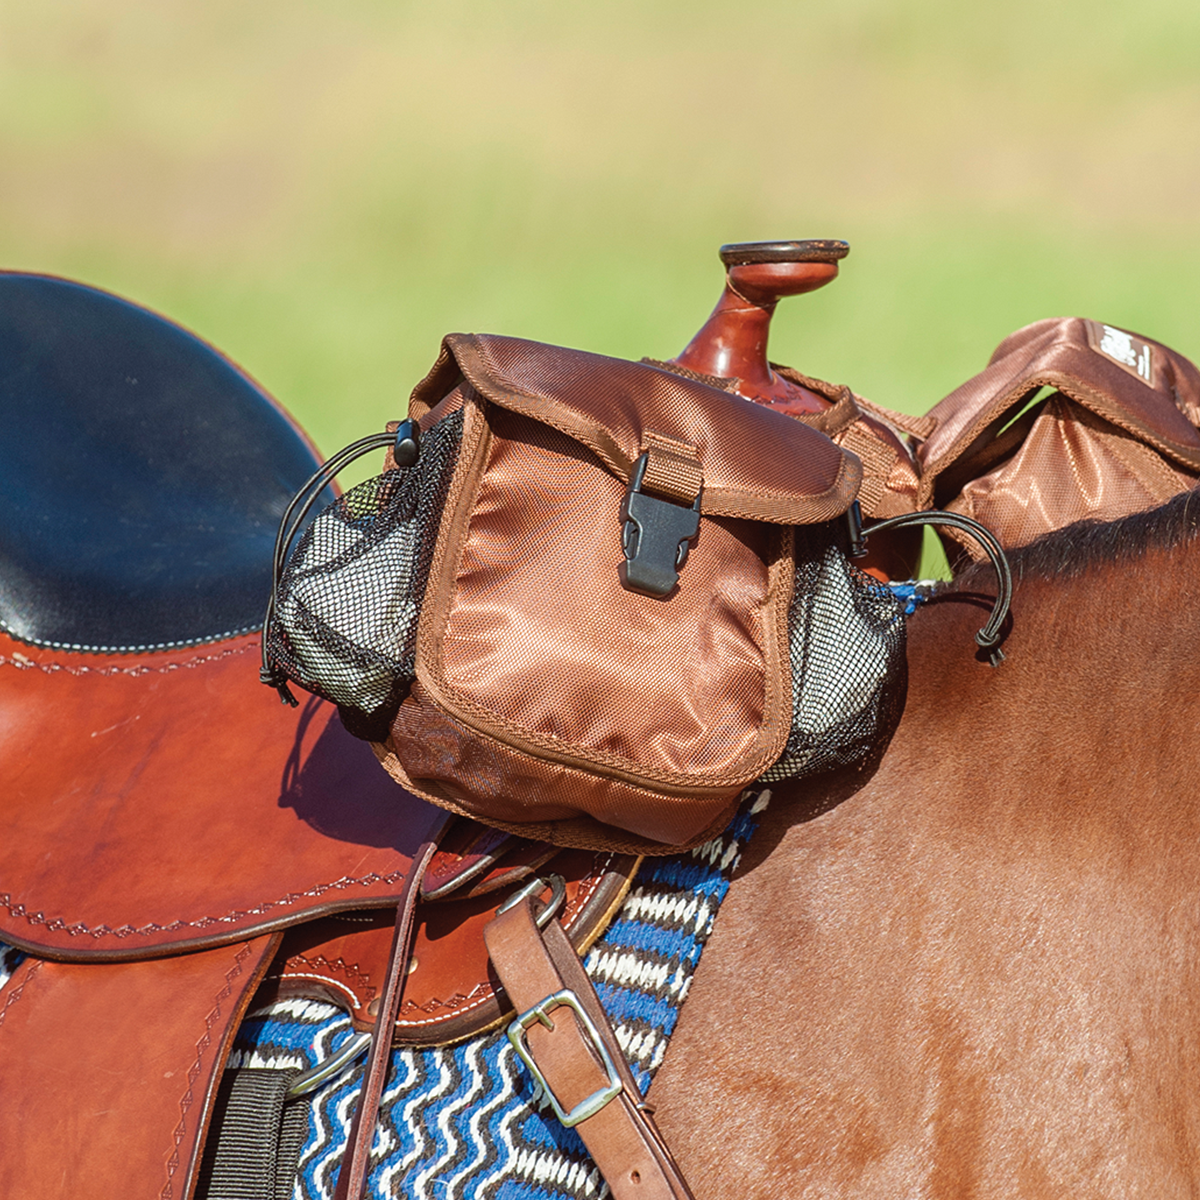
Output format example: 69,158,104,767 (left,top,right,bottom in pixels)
0,272,327,652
